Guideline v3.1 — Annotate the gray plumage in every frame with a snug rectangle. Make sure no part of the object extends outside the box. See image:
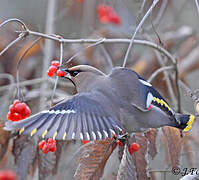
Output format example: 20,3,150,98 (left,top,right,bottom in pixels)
4,65,195,140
